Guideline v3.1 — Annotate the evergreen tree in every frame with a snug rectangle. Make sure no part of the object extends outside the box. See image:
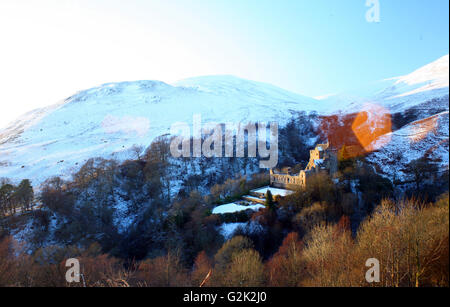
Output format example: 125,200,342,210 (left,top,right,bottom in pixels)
14,179,34,212
265,190,275,210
